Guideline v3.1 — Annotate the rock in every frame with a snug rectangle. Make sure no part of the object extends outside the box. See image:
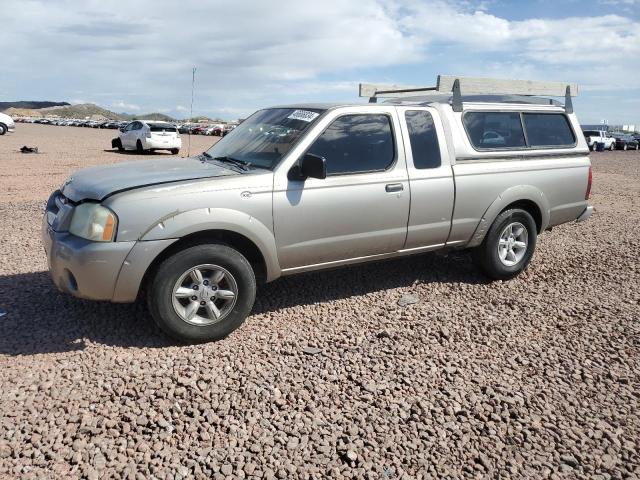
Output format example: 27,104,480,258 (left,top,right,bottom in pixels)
560,454,579,468
302,347,322,355
398,294,419,307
